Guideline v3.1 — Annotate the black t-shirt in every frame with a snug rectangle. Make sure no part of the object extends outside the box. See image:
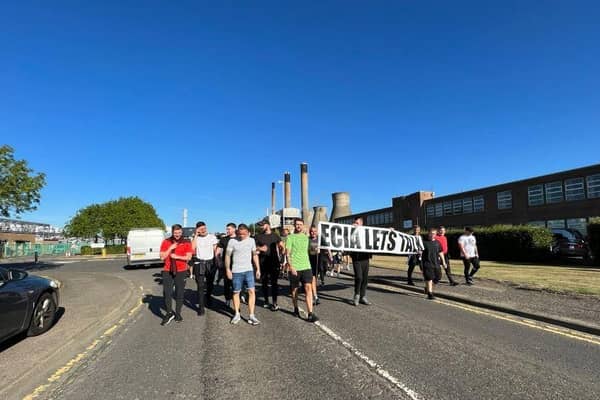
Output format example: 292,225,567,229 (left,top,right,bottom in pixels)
254,232,281,263
217,235,235,262
421,239,442,268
